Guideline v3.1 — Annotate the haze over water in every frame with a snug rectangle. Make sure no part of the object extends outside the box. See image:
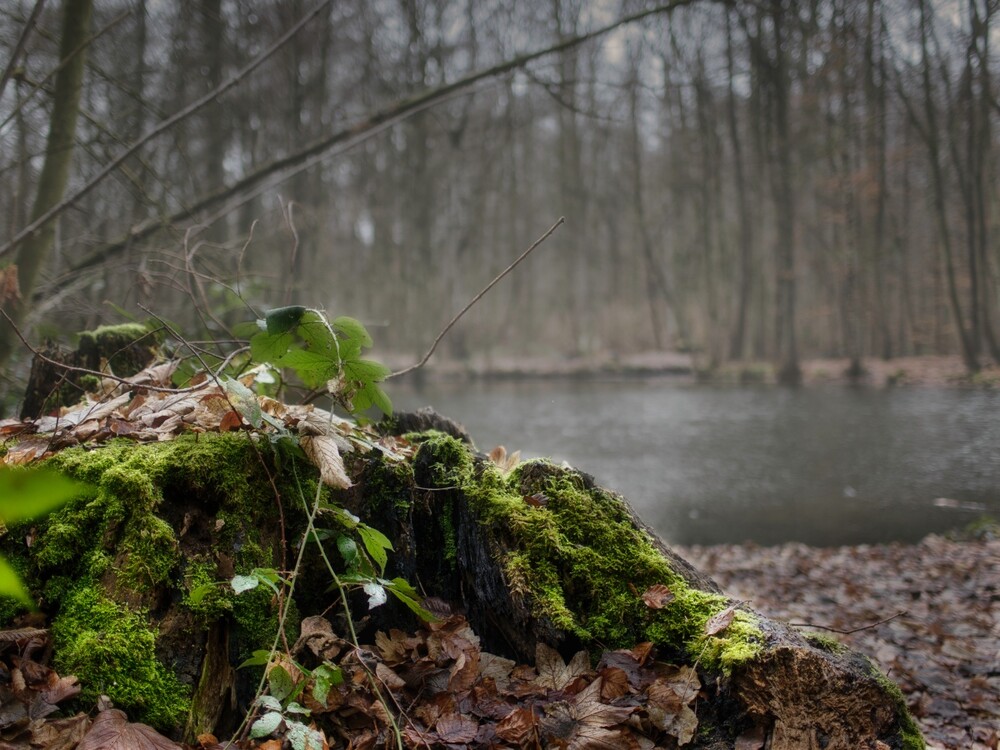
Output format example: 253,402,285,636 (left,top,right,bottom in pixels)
395,380,1000,546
